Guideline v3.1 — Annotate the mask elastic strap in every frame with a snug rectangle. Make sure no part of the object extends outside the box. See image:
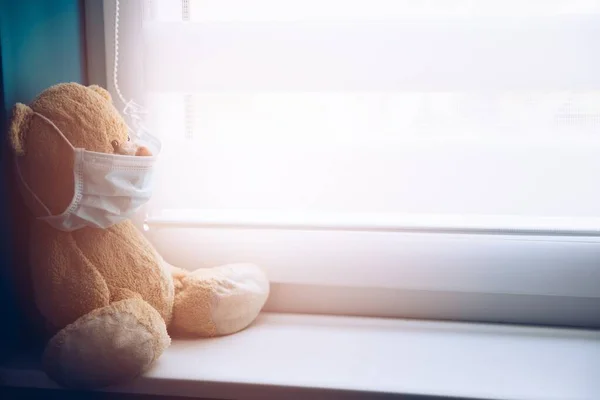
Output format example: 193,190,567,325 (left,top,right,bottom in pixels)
14,158,53,217
33,112,76,150
14,112,77,217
